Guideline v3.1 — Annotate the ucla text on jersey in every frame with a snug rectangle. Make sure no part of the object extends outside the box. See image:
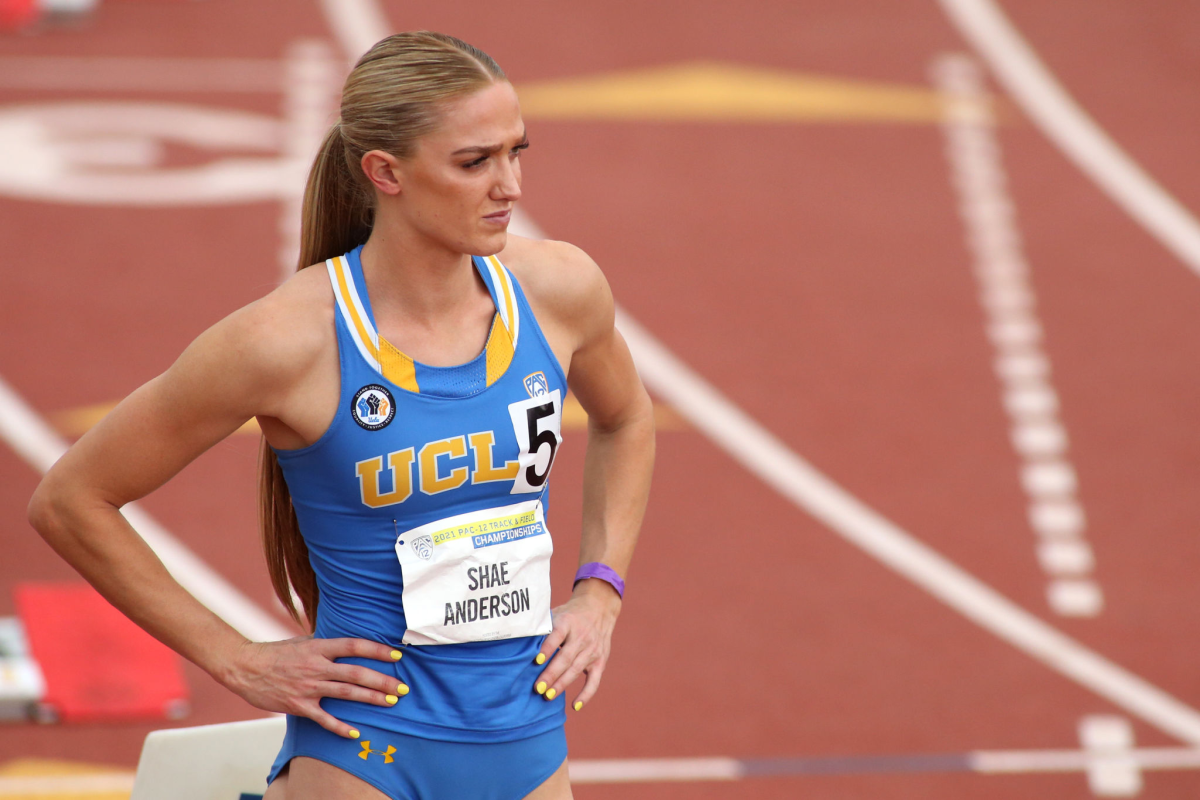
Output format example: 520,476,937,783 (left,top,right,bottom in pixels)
272,244,569,734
